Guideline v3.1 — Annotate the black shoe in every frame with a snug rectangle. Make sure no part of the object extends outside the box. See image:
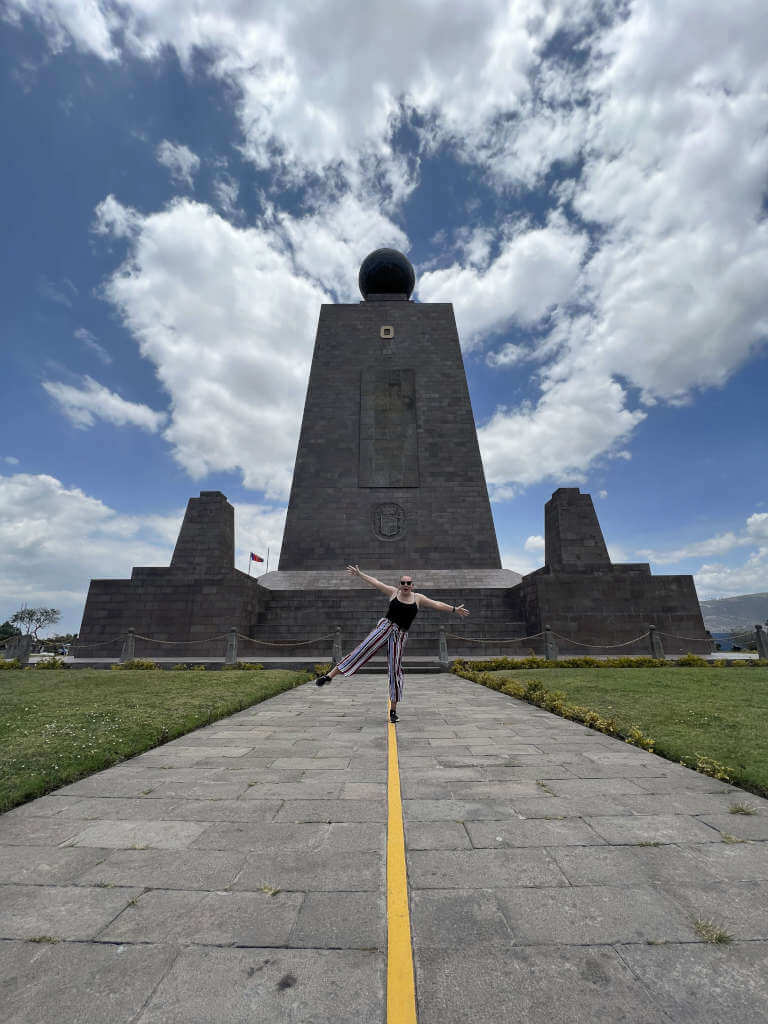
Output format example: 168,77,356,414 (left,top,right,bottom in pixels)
315,674,331,687
389,708,398,722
